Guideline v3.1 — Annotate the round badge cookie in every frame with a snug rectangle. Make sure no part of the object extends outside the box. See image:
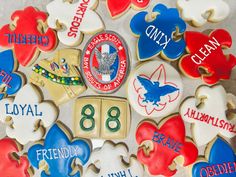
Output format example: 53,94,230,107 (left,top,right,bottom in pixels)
81,31,130,94
127,60,183,118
